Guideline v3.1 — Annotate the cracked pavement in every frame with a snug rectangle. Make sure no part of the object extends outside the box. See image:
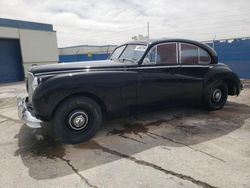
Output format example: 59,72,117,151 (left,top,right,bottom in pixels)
0,81,250,188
